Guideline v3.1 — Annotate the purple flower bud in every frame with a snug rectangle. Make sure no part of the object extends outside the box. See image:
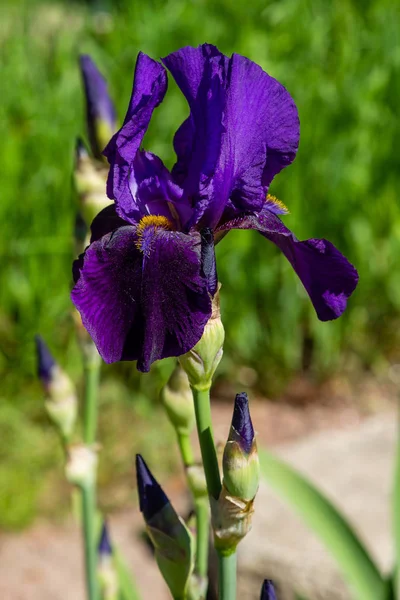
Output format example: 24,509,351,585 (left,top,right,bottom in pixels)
98,521,113,557
79,55,117,158
231,392,254,454
260,580,277,600
135,454,169,521
200,227,218,296
35,335,56,387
